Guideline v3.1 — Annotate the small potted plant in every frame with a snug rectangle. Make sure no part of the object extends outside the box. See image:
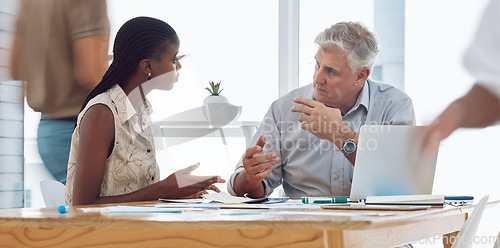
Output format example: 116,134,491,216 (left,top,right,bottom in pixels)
203,81,228,105
203,81,239,125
